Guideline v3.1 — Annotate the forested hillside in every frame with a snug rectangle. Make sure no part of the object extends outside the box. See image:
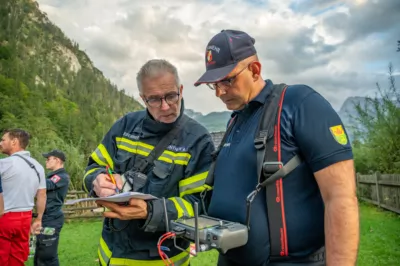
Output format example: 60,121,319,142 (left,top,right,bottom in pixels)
0,0,143,189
